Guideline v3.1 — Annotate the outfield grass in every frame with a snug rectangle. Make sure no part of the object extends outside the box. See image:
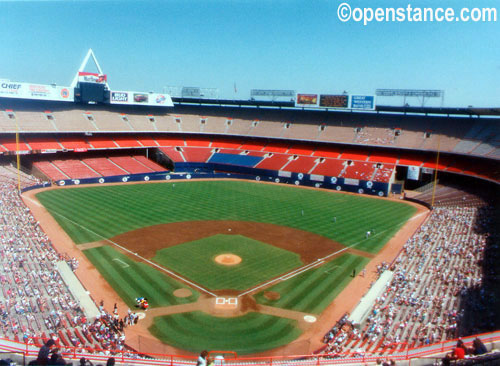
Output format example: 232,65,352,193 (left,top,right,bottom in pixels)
153,234,302,290
149,311,302,354
36,180,416,252
84,246,199,308
254,253,370,314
